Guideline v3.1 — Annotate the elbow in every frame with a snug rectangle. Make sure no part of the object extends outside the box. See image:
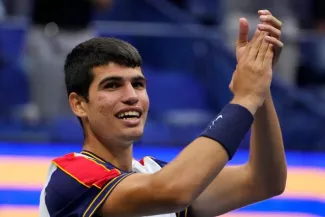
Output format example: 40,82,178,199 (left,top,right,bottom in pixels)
269,175,287,197
267,168,287,197
260,173,287,199
265,181,286,198
251,180,286,201
249,168,287,200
